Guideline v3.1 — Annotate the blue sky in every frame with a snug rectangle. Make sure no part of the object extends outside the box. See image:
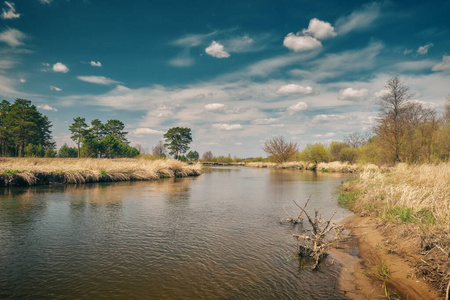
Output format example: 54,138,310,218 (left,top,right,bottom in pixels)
1,0,449,157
